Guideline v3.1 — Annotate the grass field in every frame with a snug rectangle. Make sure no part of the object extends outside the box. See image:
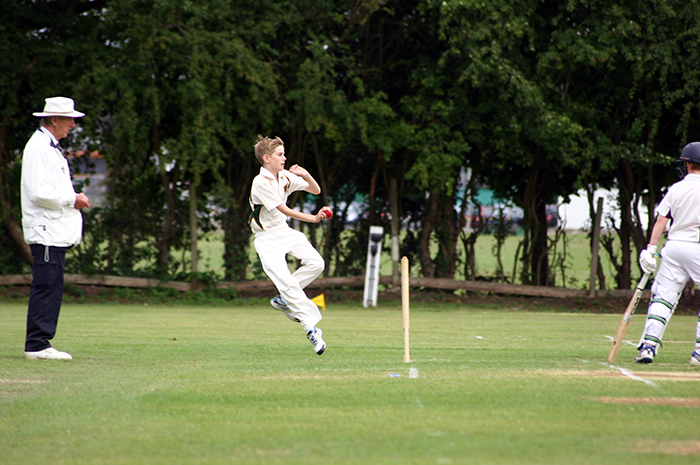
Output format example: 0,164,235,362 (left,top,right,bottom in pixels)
2,299,699,464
